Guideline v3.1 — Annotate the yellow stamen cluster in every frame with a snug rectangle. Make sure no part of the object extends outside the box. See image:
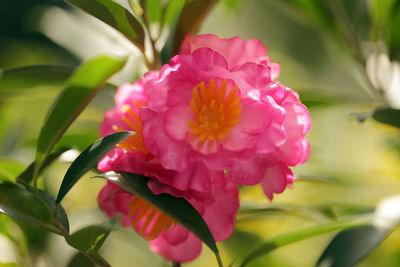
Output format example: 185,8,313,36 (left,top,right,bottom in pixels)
112,100,148,154
128,197,176,240
187,79,242,141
